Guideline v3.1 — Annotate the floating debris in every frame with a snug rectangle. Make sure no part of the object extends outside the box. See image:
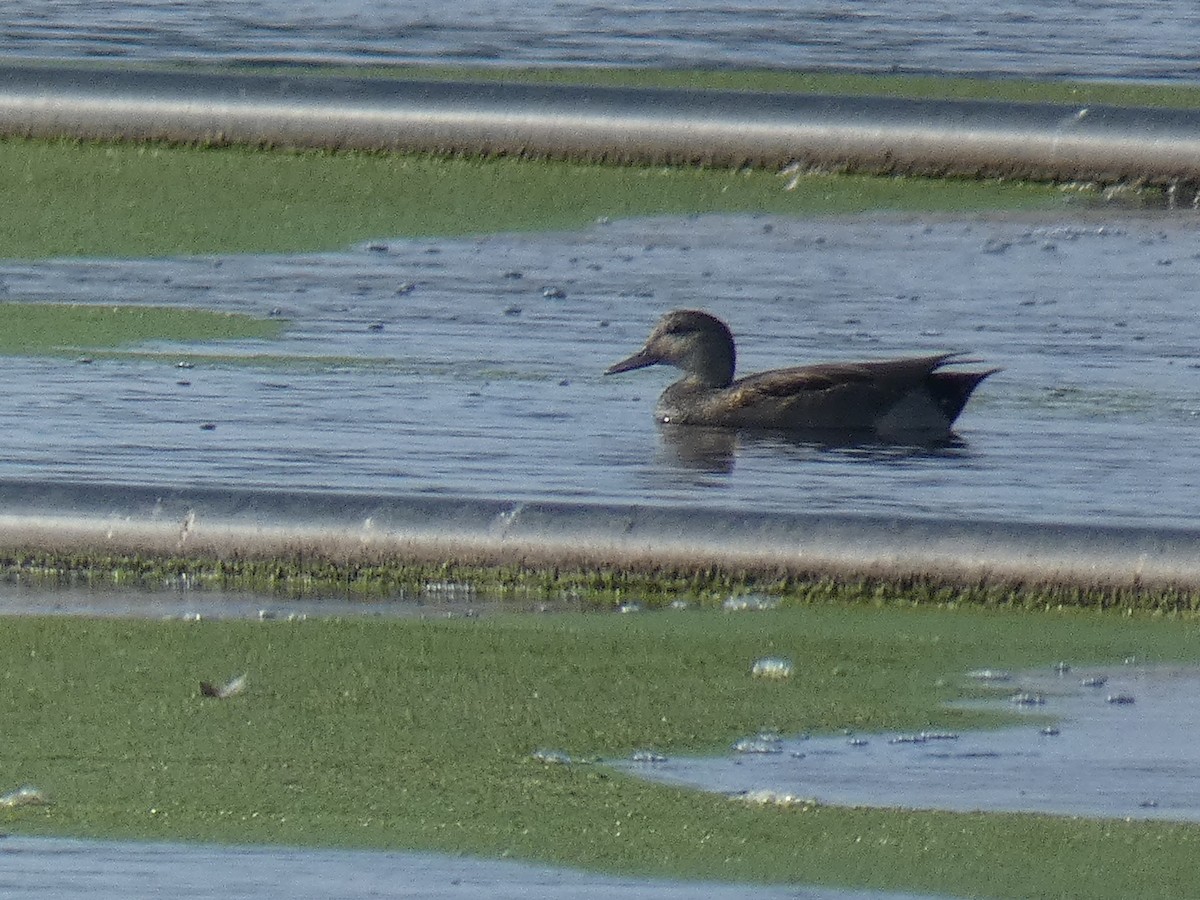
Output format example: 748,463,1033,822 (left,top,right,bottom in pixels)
1041,726,1061,736
733,733,783,754
847,737,869,747
0,785,50,808
257,609,276,621
630,749,667,763
423,581,476,599
531,748,572,765
750,657,794,680
1010,691,1045,706
722,594,779,612
736,789,816,808
967,669,1013,682
667,599,690,611
542,286,567,299
888,731,958,745
616,602,642,614
1106,694,1136,705
921,731,959,741
1081,675,1108,688
200,674,247,700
